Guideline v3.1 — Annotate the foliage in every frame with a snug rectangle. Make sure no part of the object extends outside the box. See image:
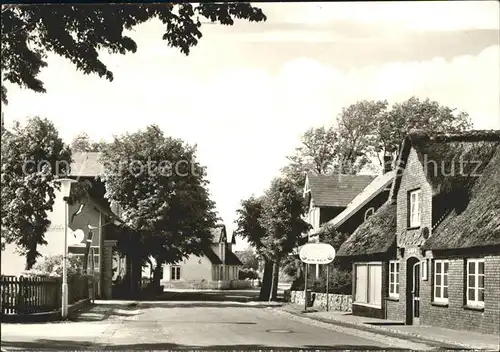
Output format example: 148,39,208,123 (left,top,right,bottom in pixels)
0,116,72,269
238,268,259,280
316,223,350,253
290,266,352,295
23,254,84,277
281,97,473,185
281,253,303,279
259,177,311,262
281,126,339,190
70,131,108,152
235,195,267,255
1,3,266,104
99,124,218,283
235,247,259,270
